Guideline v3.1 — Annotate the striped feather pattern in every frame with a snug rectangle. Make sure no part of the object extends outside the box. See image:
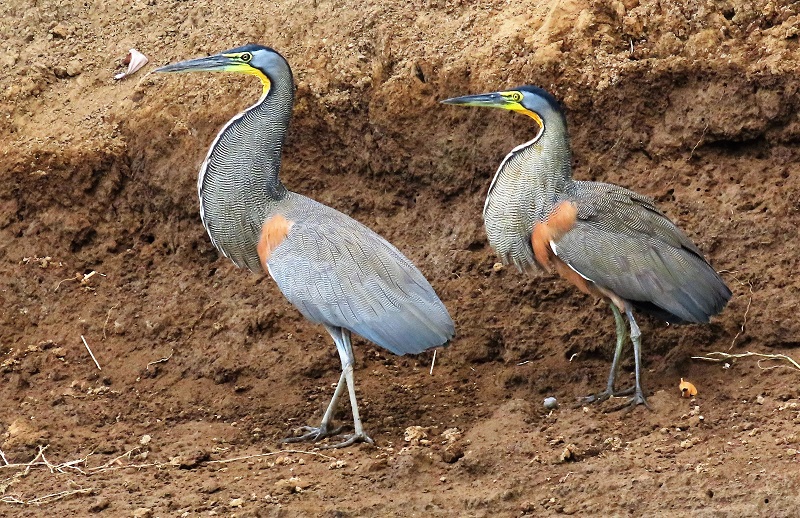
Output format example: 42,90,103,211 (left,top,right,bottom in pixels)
198,69,293,272
484,115,571,270
266,194,454,355
194,48,454,354
556,182,731,323
483,96,730,323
